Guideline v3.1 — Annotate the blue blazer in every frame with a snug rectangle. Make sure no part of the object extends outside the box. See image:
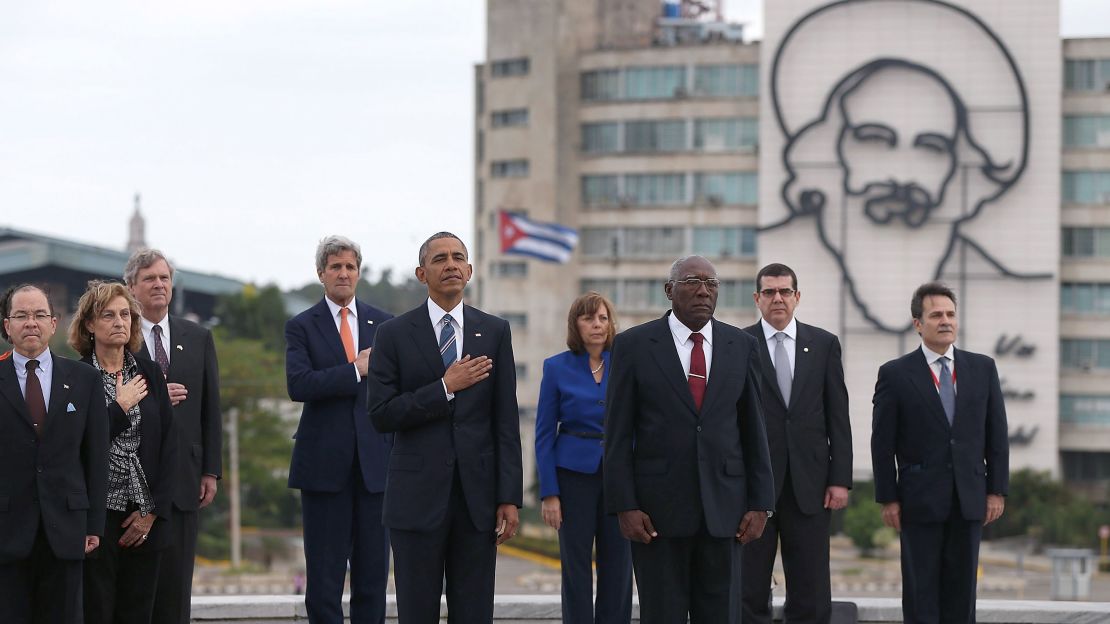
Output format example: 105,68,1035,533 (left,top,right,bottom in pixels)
286,298,393,493
534,350,610,499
